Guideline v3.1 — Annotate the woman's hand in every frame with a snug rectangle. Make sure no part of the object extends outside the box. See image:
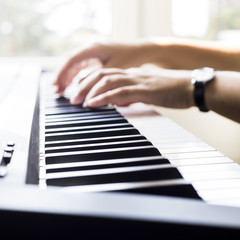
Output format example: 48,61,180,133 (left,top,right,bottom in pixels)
53,38,240,123
53,42,153,94
70,67,194,109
